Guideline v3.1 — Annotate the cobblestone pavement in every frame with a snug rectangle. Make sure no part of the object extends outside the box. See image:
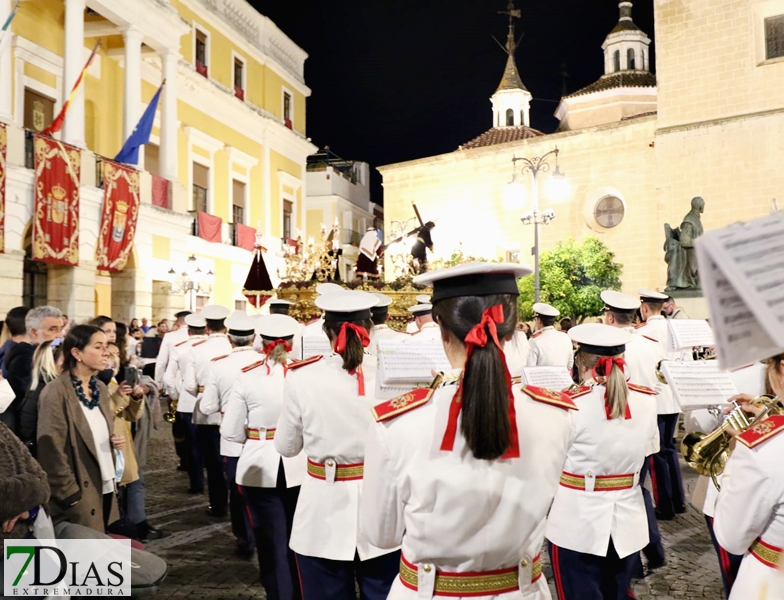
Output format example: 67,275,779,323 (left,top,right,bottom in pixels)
143,427,725,599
